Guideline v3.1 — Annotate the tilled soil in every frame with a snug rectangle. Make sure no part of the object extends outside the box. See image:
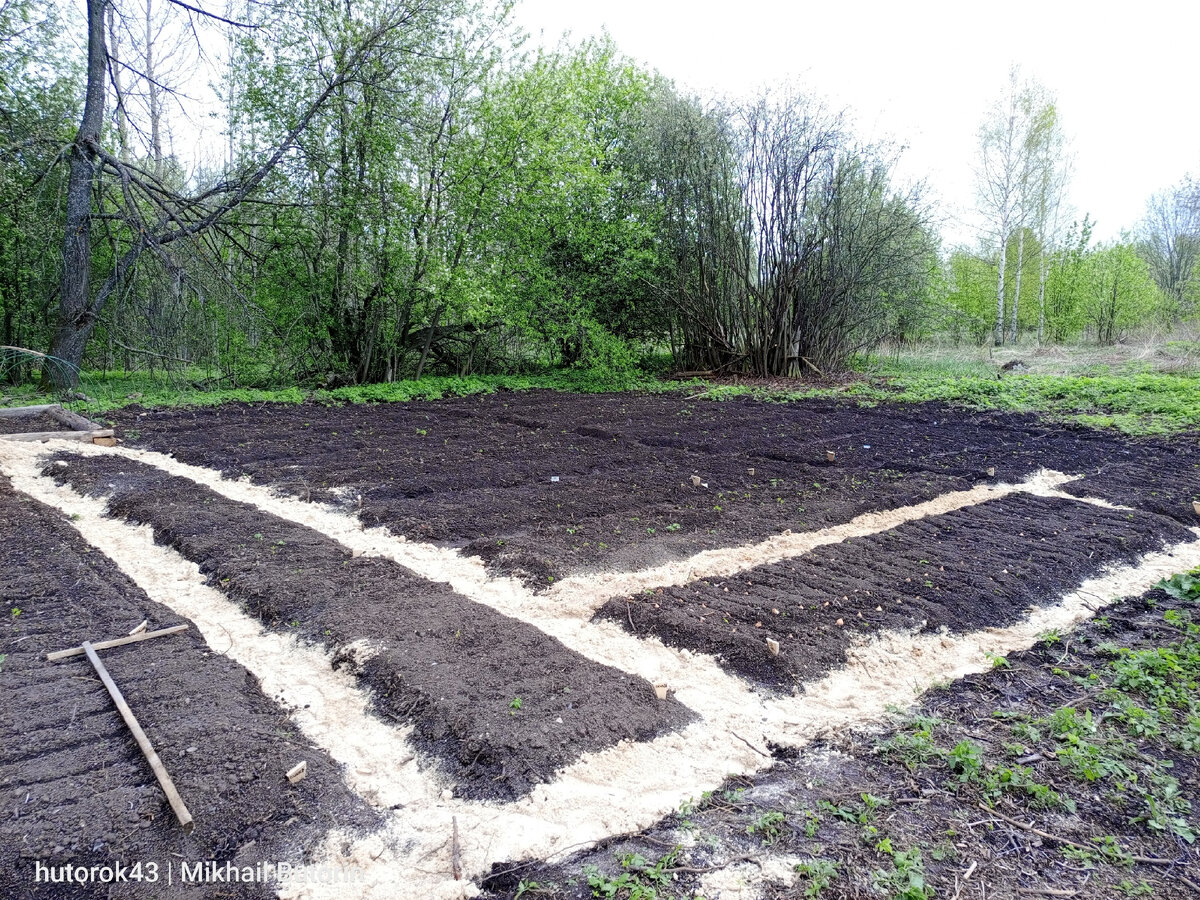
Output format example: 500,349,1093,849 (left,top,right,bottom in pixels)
109,393,1200,585
45,453,693,802
0,413,68,435
481,584,1200,900
594,493,1193,690
0,475,376,900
